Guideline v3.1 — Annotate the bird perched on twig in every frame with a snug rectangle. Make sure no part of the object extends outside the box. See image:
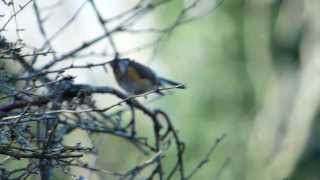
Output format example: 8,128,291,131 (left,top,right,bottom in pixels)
110,58,185,95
